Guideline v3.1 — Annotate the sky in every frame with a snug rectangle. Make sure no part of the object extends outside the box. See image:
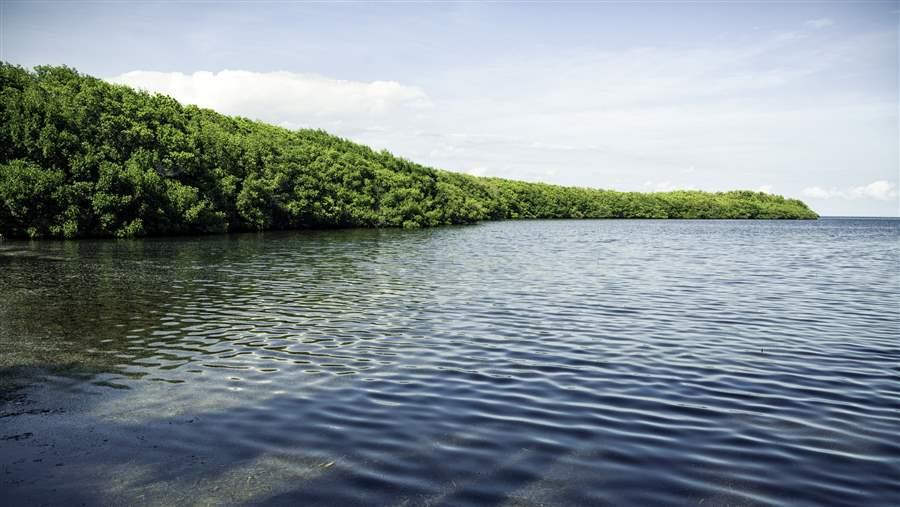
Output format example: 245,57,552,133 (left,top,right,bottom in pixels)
2,1,898,216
